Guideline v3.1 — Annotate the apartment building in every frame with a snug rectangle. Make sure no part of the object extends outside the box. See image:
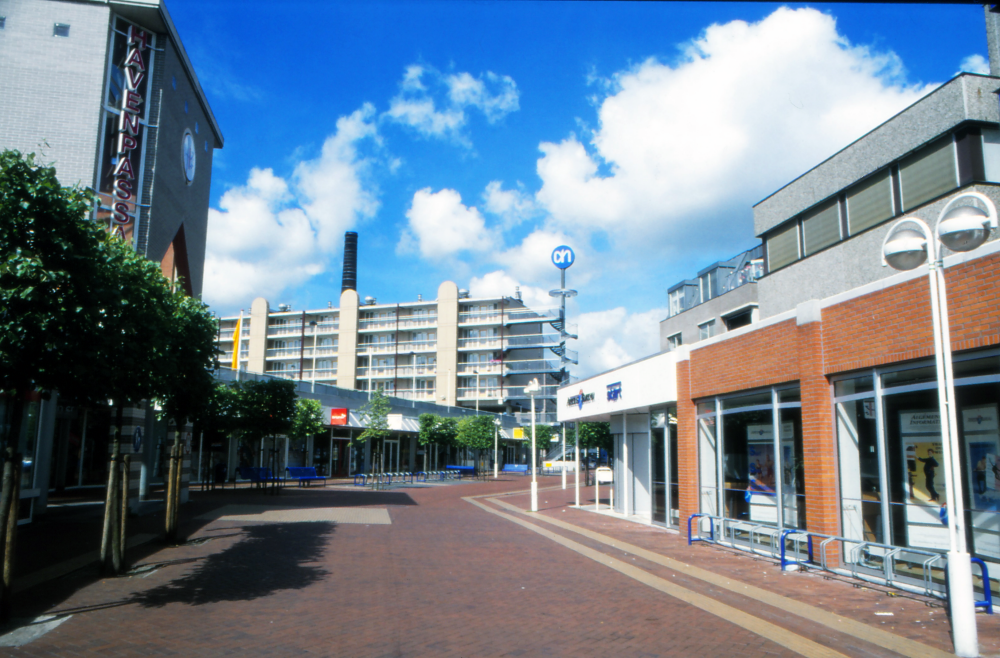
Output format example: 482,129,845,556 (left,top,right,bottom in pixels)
218,281,575,422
